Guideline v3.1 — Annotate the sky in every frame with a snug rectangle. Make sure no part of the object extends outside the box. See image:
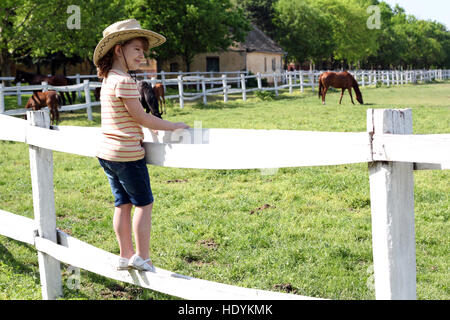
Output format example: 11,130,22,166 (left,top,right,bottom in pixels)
382,0,450,29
